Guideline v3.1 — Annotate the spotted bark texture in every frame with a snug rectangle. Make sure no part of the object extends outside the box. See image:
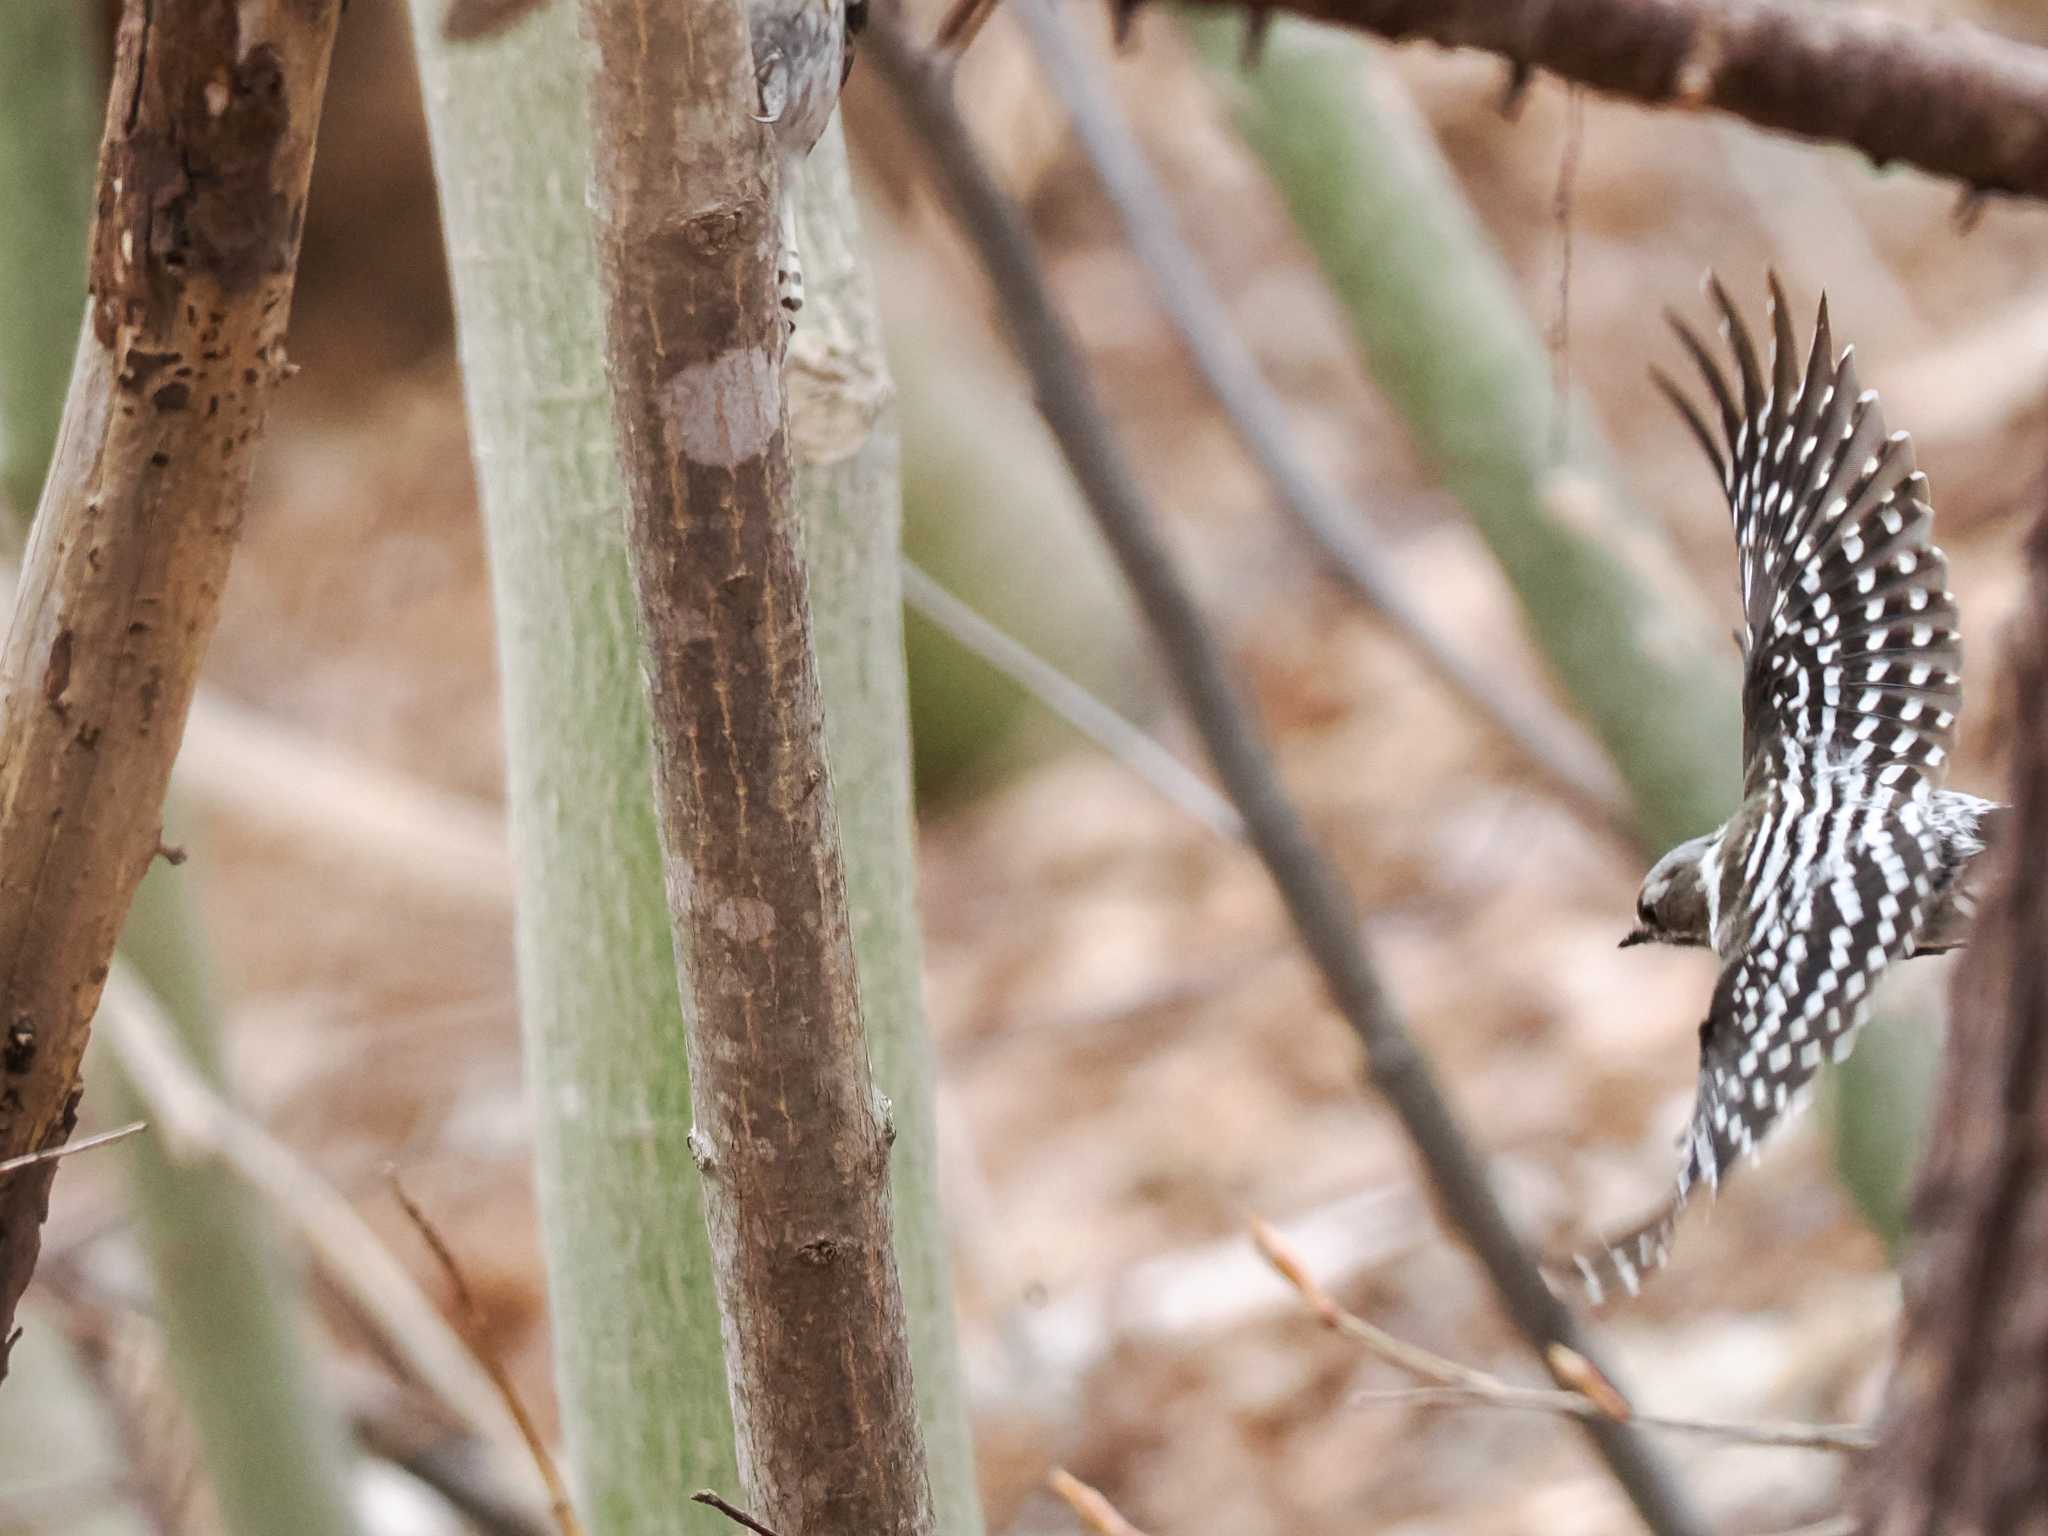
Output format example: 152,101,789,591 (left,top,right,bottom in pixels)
578,1,934,1530
1854,513,2048,1534
0,0,339,1380
1178,0,2048,201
